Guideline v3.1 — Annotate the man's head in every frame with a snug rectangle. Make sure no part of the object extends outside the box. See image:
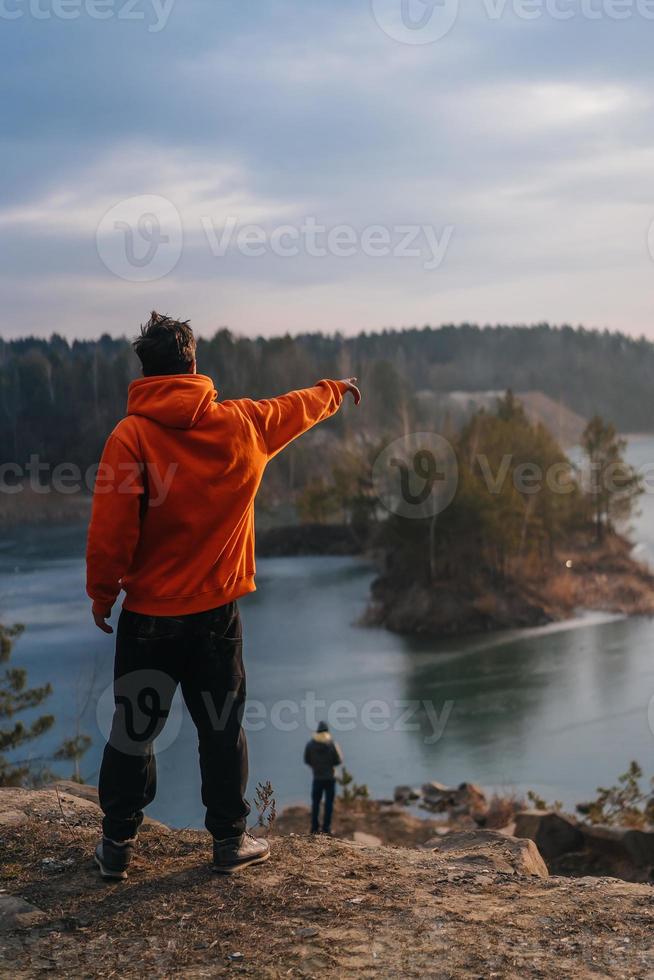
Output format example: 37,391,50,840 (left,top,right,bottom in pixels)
133,311,197,377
